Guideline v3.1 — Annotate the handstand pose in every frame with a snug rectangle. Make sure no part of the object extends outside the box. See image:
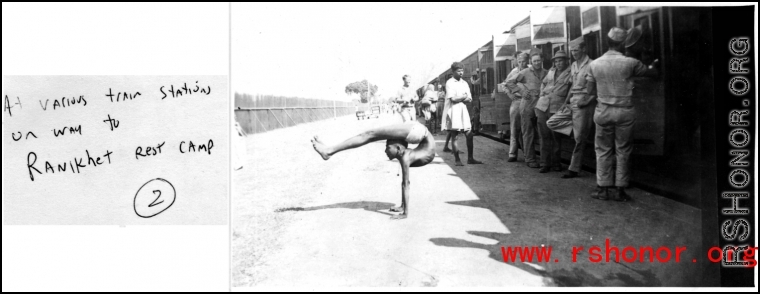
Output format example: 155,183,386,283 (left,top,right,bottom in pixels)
311,121,435,220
